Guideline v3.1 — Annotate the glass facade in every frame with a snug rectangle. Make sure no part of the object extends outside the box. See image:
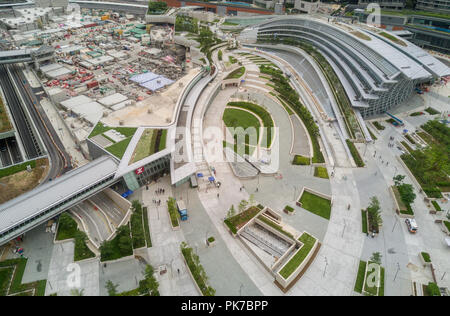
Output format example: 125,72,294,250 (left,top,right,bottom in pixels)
257,18,431,117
